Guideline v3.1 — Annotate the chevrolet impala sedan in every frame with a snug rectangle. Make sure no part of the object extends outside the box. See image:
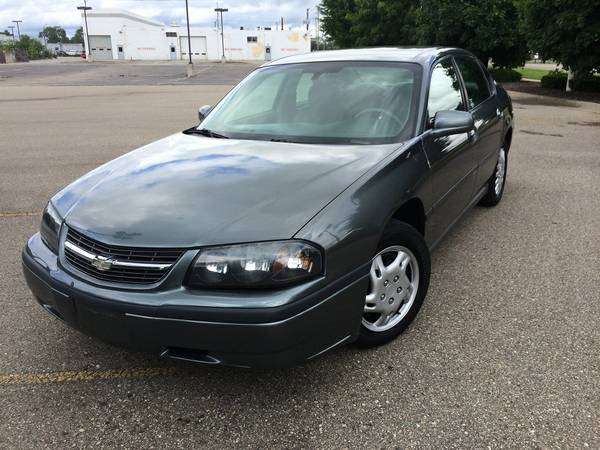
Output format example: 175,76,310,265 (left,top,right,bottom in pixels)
23,48,513,368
